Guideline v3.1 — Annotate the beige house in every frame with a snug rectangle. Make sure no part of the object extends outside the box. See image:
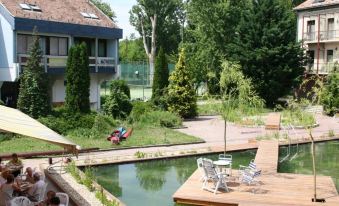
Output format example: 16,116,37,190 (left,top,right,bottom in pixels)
294,0,339,74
